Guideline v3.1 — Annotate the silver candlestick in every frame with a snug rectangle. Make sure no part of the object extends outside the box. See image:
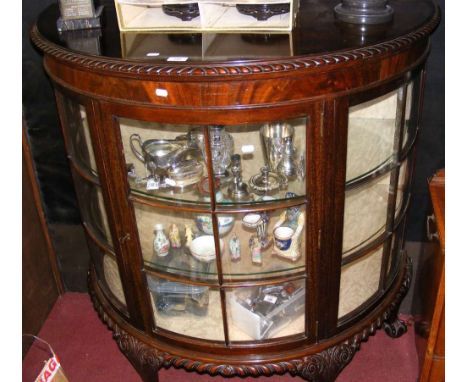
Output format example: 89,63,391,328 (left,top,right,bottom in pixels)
228,154,250,201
